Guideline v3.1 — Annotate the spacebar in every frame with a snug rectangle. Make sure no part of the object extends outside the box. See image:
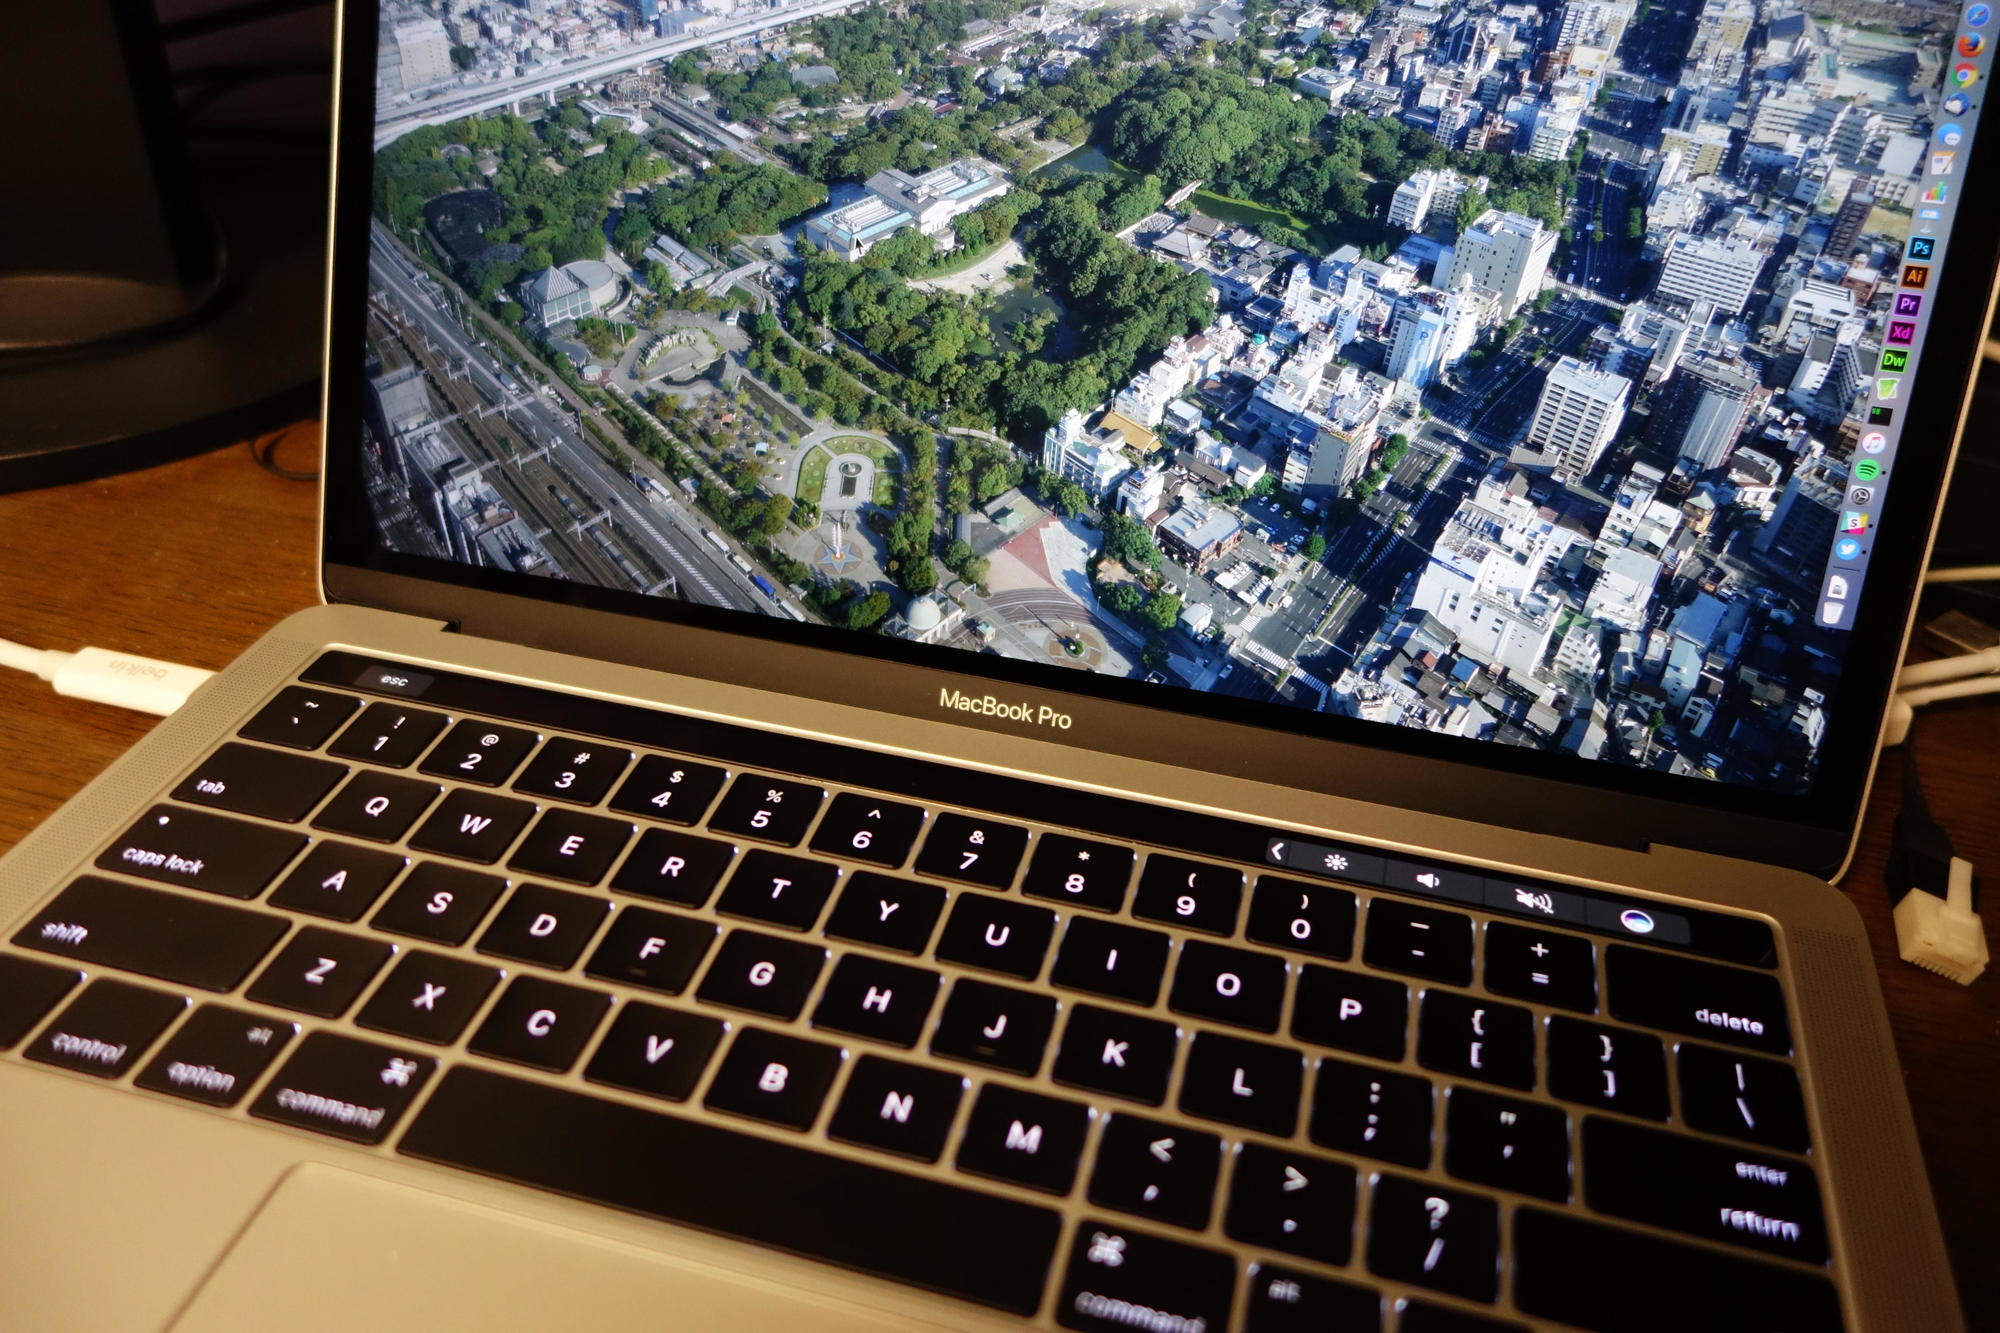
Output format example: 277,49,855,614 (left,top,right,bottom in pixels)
399,1066,1062,1315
